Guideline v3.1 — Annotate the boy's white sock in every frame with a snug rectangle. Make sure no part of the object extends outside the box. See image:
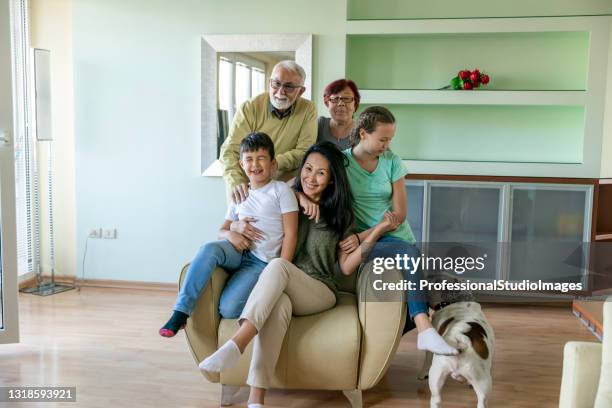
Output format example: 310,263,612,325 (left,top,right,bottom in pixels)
247,404,264,408
199,340,241,372
417,328,458,355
